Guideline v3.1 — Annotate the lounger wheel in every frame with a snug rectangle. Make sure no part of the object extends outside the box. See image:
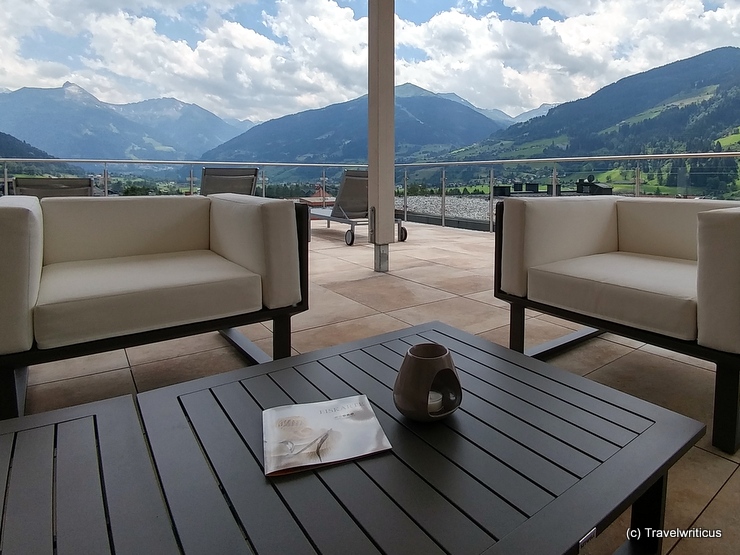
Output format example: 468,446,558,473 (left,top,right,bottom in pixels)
399,226,408,242
345,230,355,246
